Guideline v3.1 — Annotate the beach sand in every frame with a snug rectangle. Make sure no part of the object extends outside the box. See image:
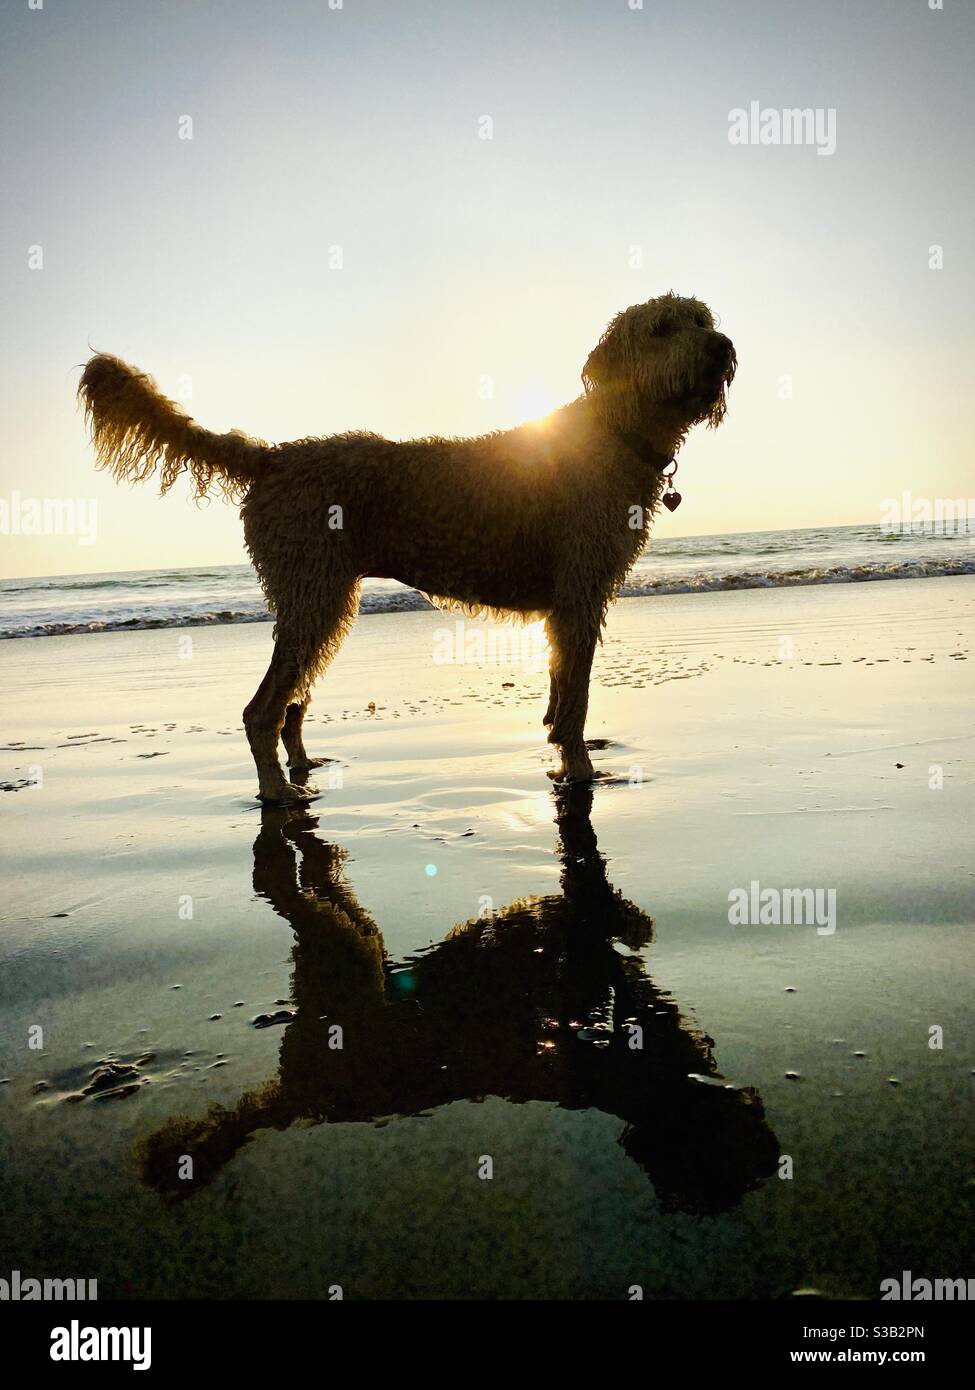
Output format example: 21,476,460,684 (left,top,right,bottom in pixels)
1,575,972,1300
